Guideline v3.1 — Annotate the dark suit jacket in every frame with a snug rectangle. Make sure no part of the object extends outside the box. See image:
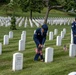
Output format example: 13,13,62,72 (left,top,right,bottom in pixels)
33,28,47,47
72,21,76,35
